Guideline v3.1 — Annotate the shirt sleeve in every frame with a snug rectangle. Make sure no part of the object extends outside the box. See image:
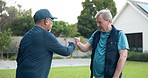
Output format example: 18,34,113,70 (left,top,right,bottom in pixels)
44,31,74,56
118,31,129,50
88,30,98,44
